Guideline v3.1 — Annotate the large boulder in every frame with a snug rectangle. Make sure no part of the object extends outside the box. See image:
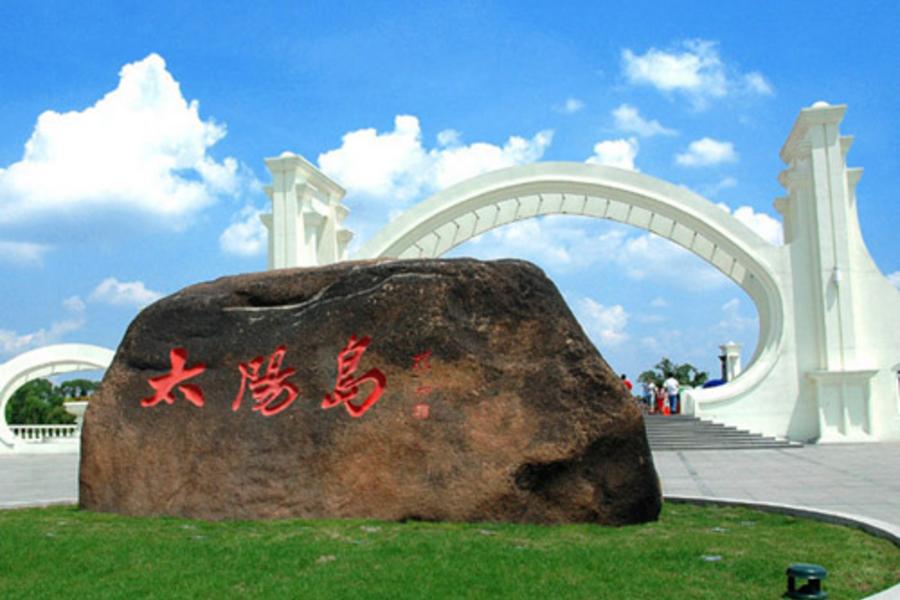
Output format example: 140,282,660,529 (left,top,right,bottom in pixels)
80,258,661,524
